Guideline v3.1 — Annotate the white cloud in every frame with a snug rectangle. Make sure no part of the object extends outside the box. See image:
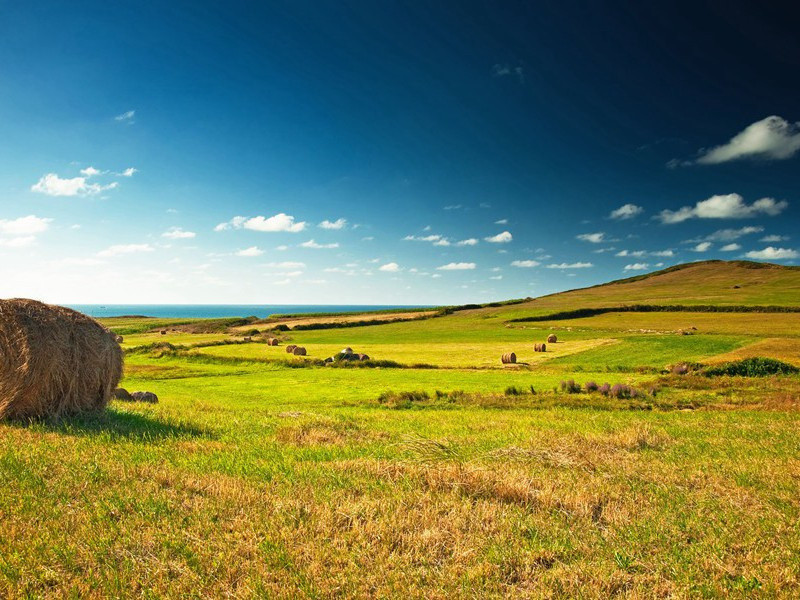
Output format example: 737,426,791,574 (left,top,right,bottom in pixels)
236,246,264,257
610,203,643,220
624,263,649,271
700,226,763,242
266,261,305,269
692,242,712,252
275,245,288,251
744,247,799,260
319,218,347,230
404,234,442,242
456,238,478,246
760,234,789,242
0,215,52,236
695,116,800,164
485,231,512,243
120,167,137,177
300,239,339,249
489,275,502,280
436,262,476,271
615,250,646,257
658,194,788,224
0,236,36,247
115,110,135,122
80,166,102,177
379,262,400,272
576,232,606,243
443,204,463,210
97,243,154,257
546,262,593,269
31,173,118,197
651,250,674,257
510,260,540,268
215,213,306,233
720,243,741,251
162,227,196,239
434,239,451,246
495,219,508,225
